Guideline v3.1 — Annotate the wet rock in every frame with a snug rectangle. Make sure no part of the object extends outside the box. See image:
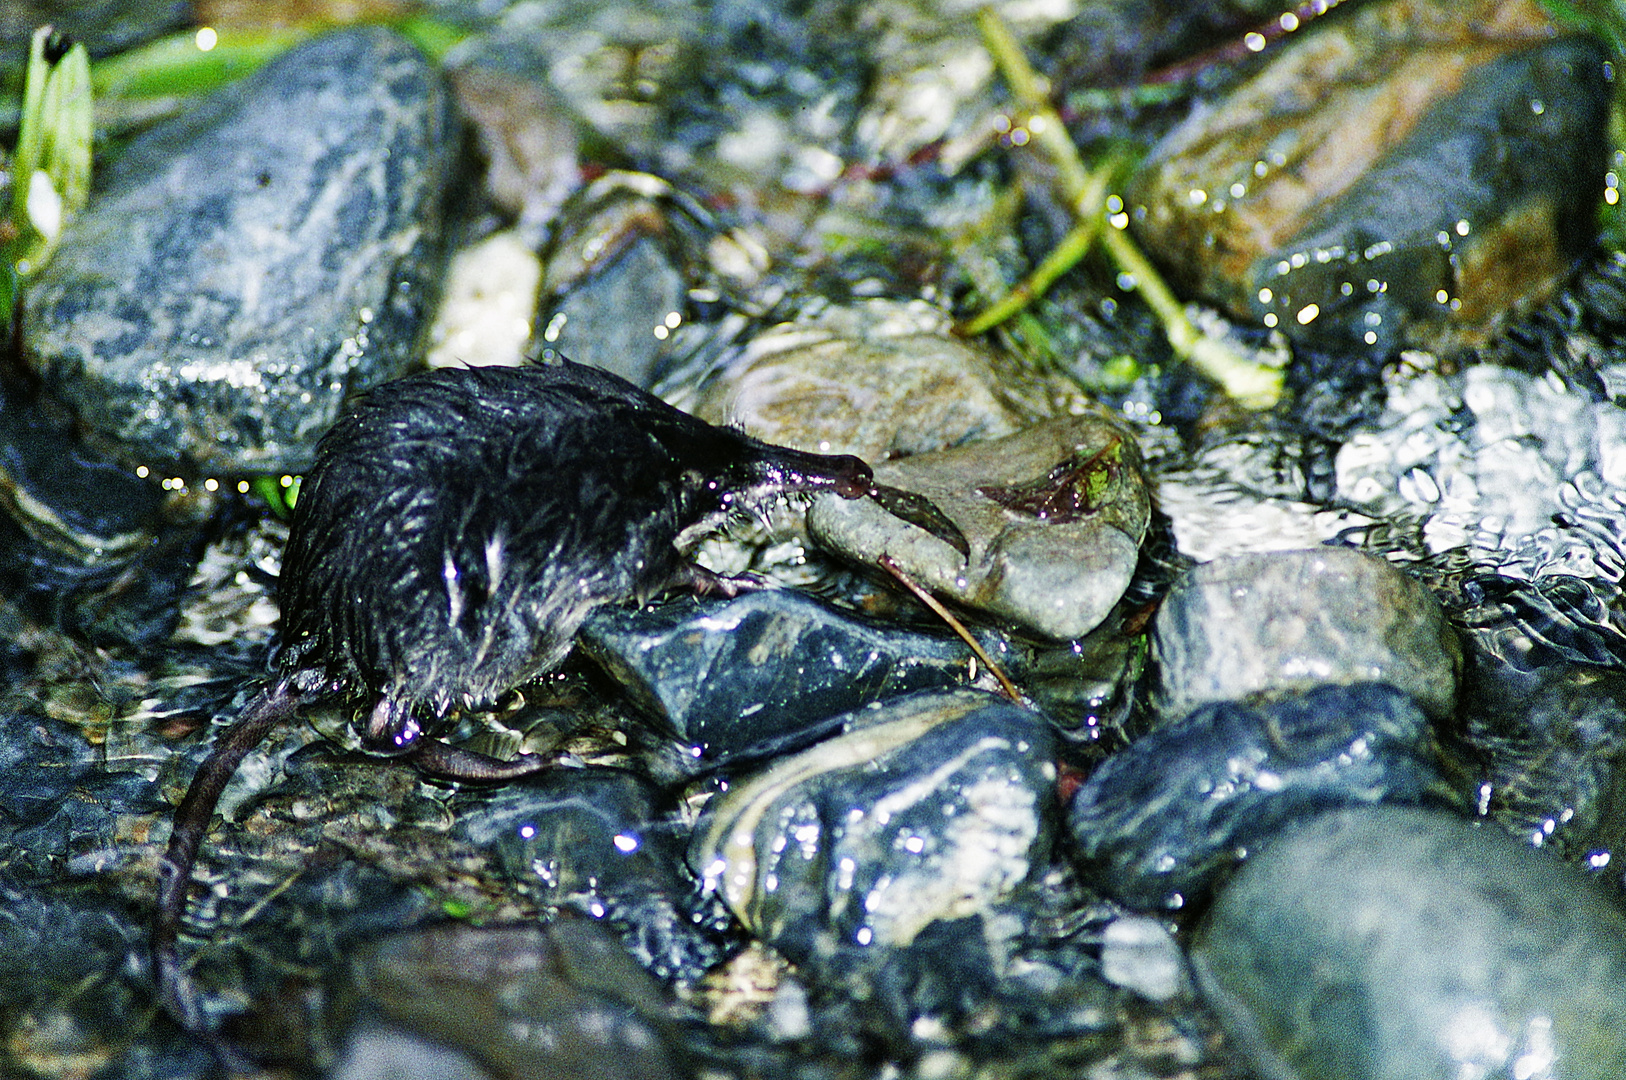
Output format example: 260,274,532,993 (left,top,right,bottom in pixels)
352,920,685,1080
690,688,1056,962
537,173,710,388
1067,682,1456,910
425,230,542,371
1192,806,1626,1080
21,27,456,476
1098,916,1187,1003
455,768,724,981
1152,546,1462,721
1128,0,1609,353
691,299,1026,460
577,589,1014,757
0,885,211,1080
810,414,1150,641
0,380,210,646
450,1,697,169
848,0,1075,169
1434,567,1626,866
331,1025,494,1080
1466,660,1626,868
787,900,1121,1062
446,51,581,240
